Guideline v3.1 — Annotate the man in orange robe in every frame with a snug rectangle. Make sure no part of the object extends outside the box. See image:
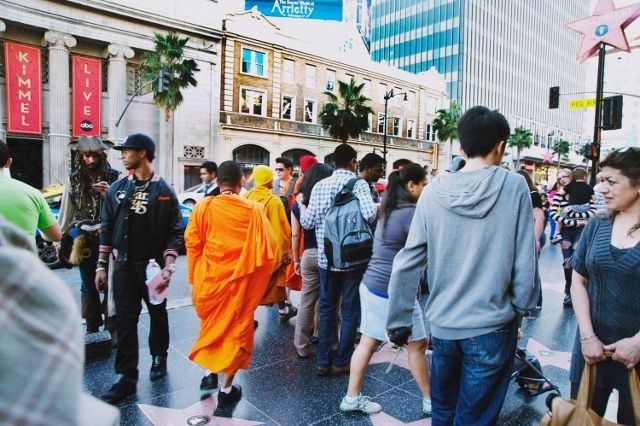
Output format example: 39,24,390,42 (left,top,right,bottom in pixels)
245,165,298,321
185,161,276,408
